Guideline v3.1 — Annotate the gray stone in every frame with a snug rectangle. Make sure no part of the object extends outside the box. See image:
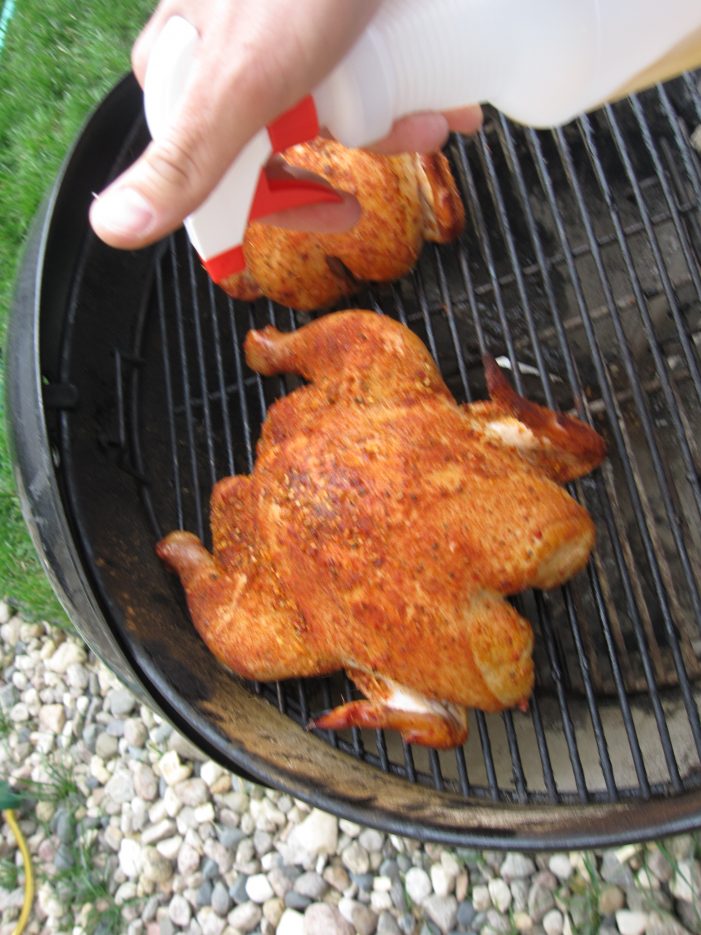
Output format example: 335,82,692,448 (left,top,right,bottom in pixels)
500,853,536,881
253,828,274,855
456,900,476,929
285,890,312,911
123,717,148,747
211,880,232,916
670,859,701,903
95,731,119,759
423,894,458,933
527,879,555,922
230,874,250,904
202,857,220,880
391,880,408,912
104,767,134,804
377,911,402,935
342,840,371,875
269,865,299,898
196,881,214,907
108,687,137,717
294,871,328,900
600,851,634,888
339,897,379,935
358,829,385,852
352,872,376,893
53,808,75,845
218,826,245,850
380,859,400,880
54,843,75,871
304,902,355,935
